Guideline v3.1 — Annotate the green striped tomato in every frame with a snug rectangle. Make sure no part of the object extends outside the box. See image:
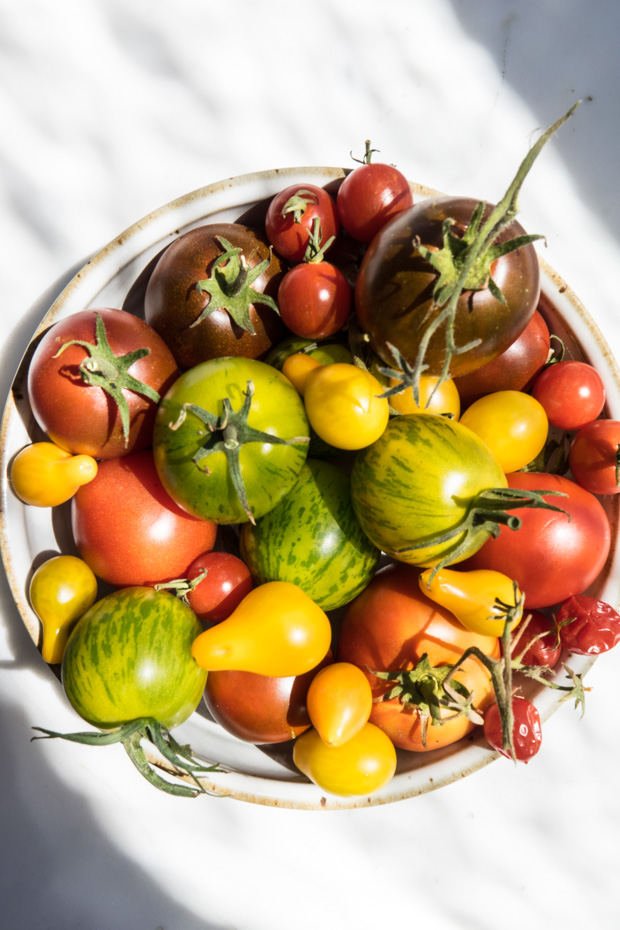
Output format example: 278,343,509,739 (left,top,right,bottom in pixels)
239,459,381,610
350,413,507,566
61,587,207,730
